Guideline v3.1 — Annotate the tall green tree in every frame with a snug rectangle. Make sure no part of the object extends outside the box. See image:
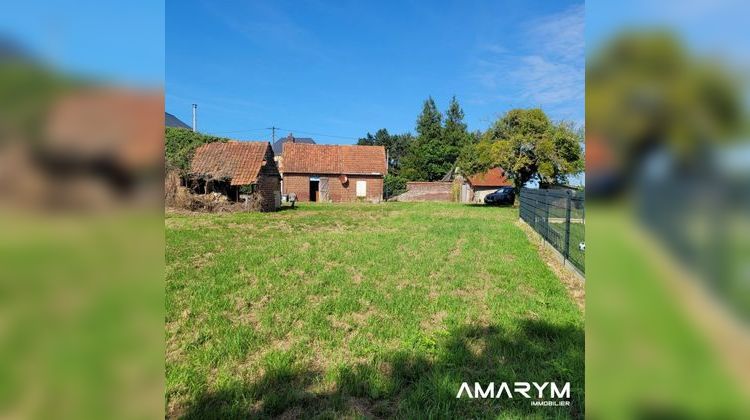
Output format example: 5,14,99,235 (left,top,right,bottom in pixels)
357,128,413,177
464,108,583,191
457,140,491,177
402,96,456,181
443,96,471,170
587,31,743,171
